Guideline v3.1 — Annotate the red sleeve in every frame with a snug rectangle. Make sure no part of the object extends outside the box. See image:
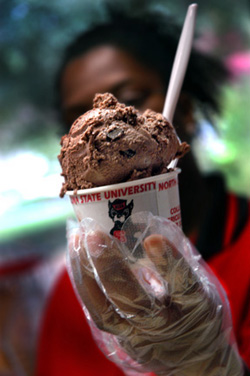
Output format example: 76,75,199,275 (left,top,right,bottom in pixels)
208,215,250,368
35,268,125,376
